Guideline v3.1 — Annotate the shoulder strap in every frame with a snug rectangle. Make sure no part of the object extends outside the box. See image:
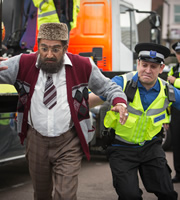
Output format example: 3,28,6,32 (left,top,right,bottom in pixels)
172,64,180,78
165,83,176,102
159,77,176,103
124,78,138,102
